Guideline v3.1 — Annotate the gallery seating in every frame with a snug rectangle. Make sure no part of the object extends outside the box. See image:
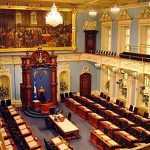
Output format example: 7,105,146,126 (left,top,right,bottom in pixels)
1,99,6,107
144,112,149,118
6,99,11,106
60,93,65,102
119,52,150,62
133,107,138,114
129,105,133,112
115,99,120,105
67,112,72,121
65,93,69,98
69,92,74,98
